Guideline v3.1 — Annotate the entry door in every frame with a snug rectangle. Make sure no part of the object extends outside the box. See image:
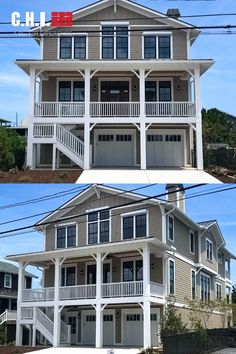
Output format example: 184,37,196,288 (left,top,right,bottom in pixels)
68,315,78,345
101,81,129,102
